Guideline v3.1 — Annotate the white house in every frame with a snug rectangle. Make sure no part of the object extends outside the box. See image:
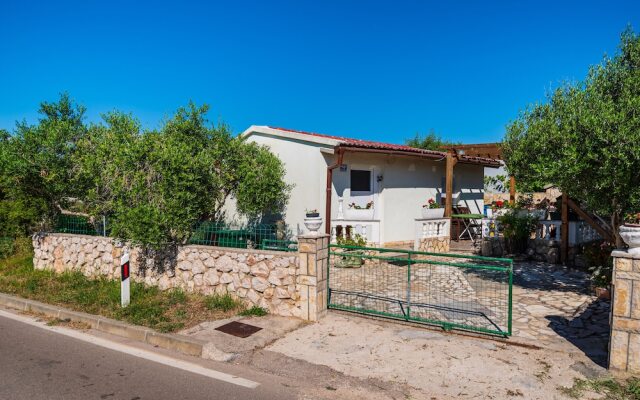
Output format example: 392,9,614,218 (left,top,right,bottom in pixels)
230,126,500,247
